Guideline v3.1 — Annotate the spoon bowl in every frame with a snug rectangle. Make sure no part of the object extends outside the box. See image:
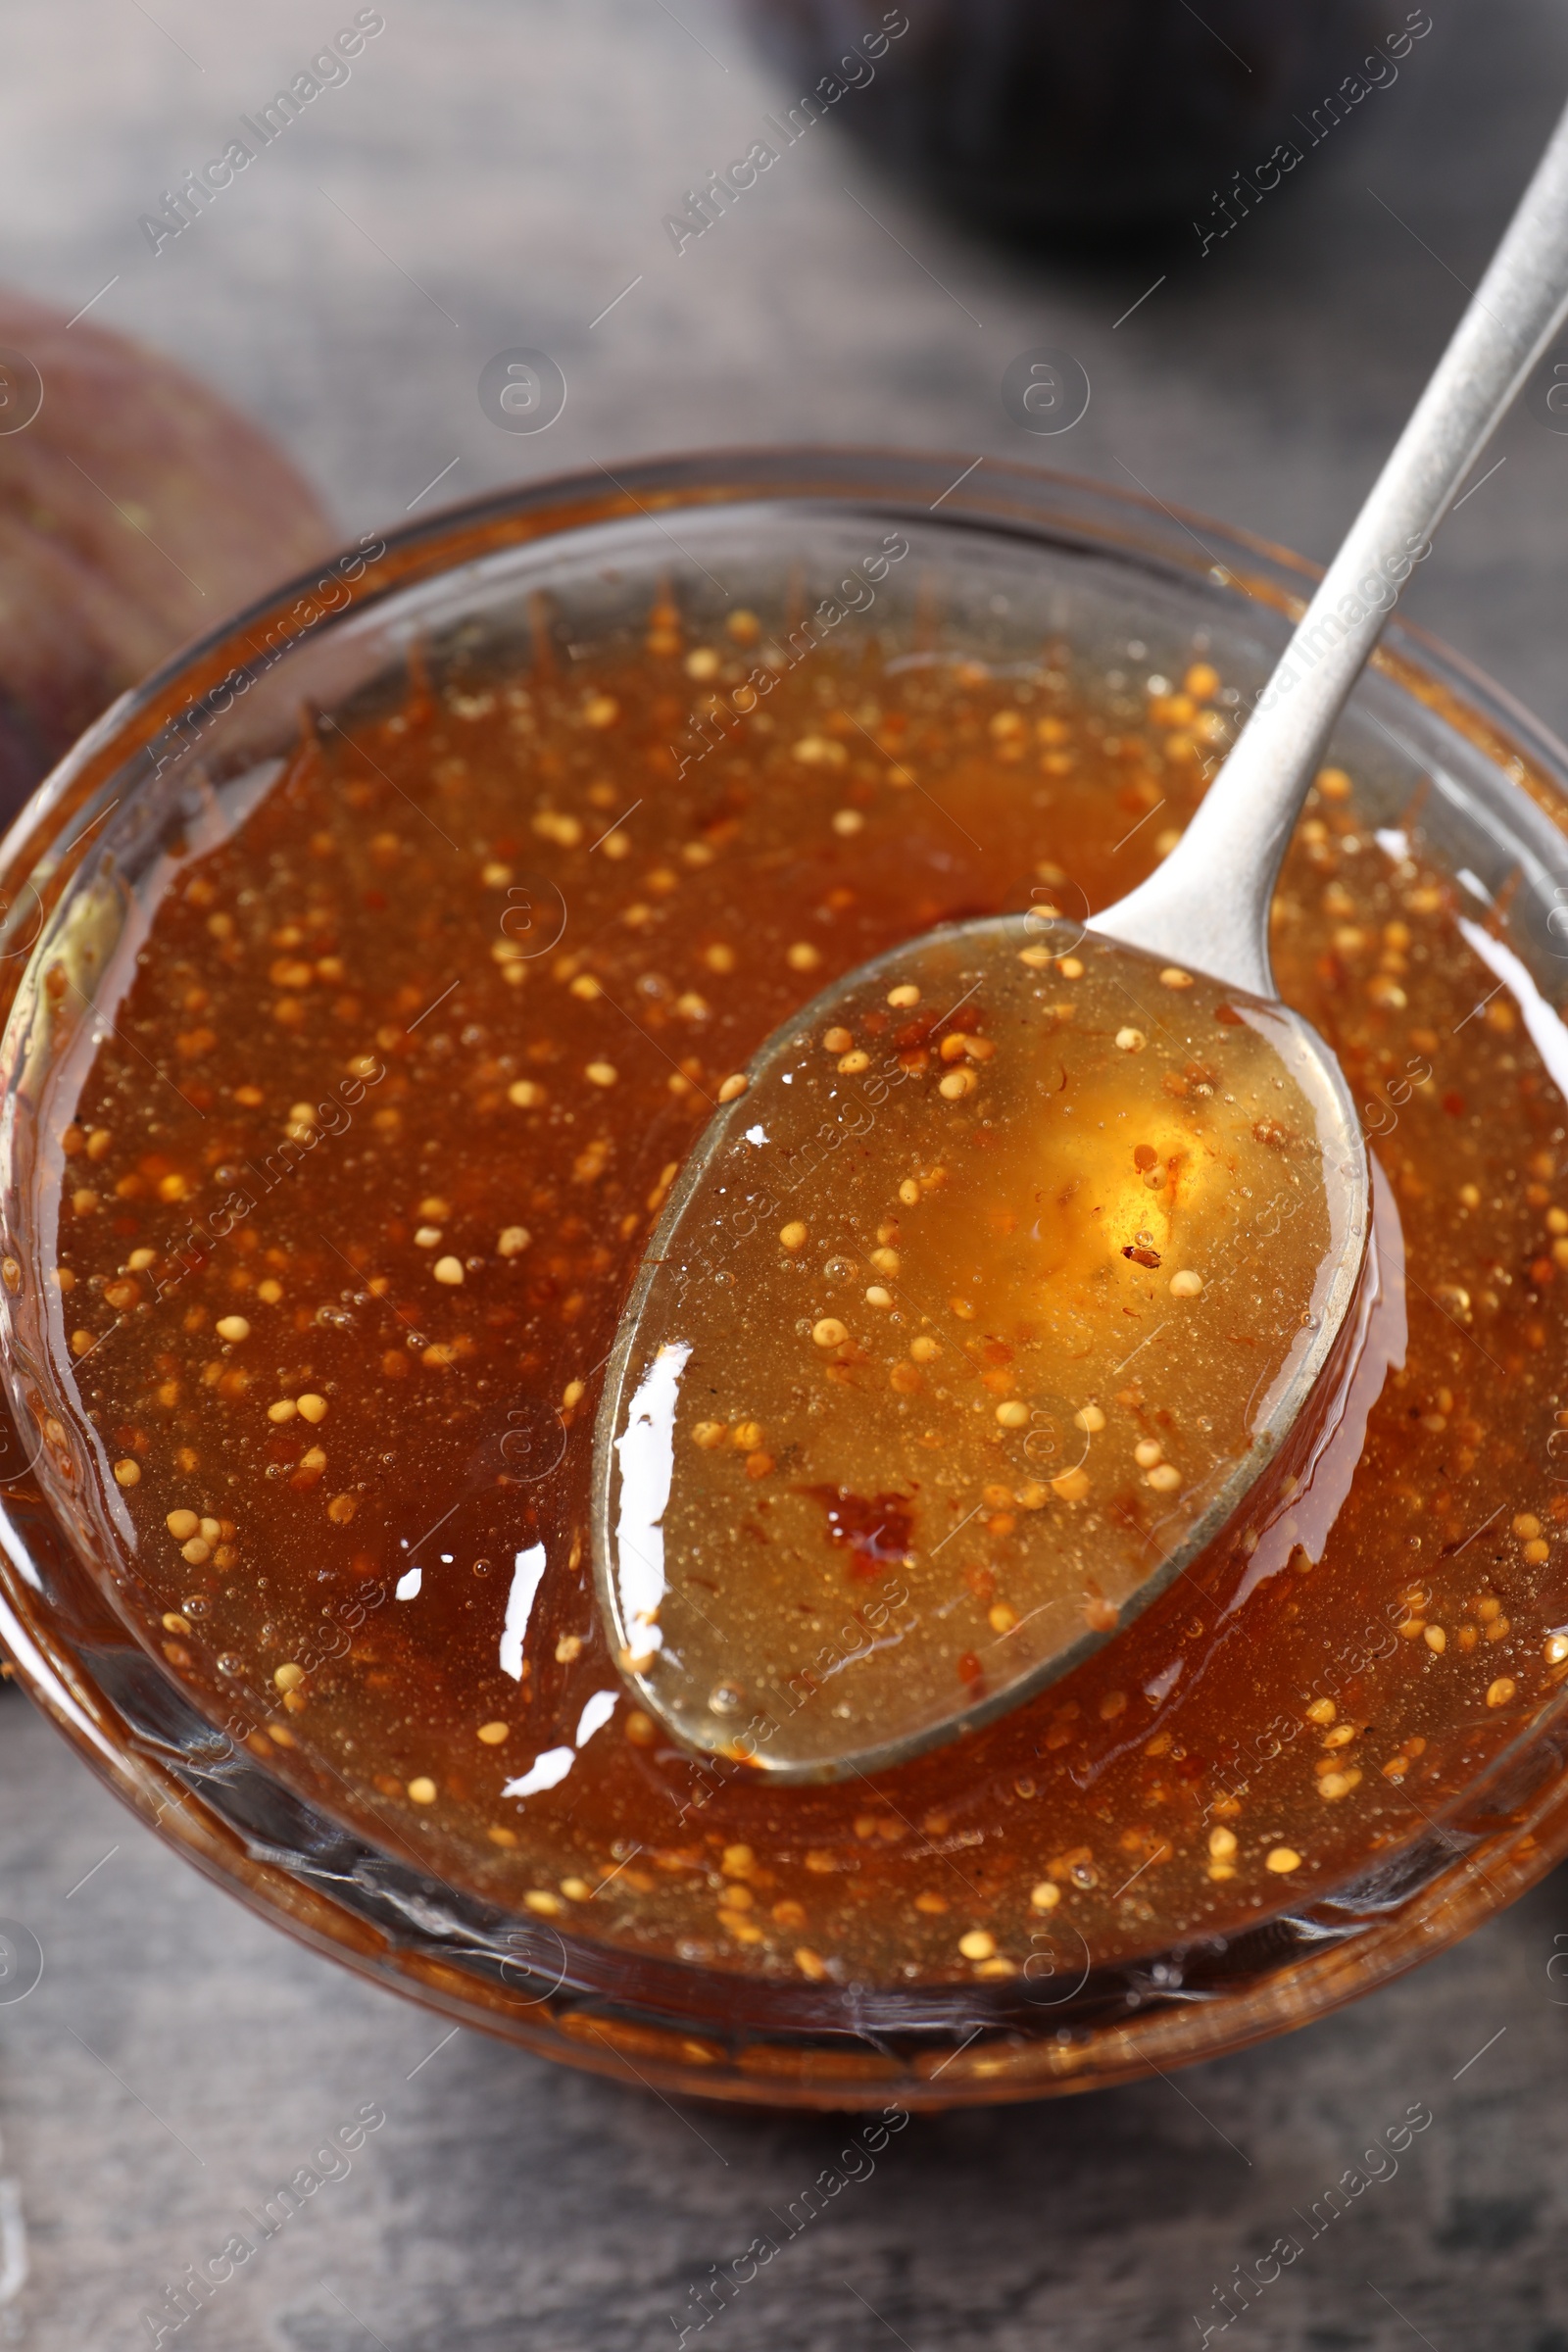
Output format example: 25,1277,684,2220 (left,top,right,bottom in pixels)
593,916,1369,1778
